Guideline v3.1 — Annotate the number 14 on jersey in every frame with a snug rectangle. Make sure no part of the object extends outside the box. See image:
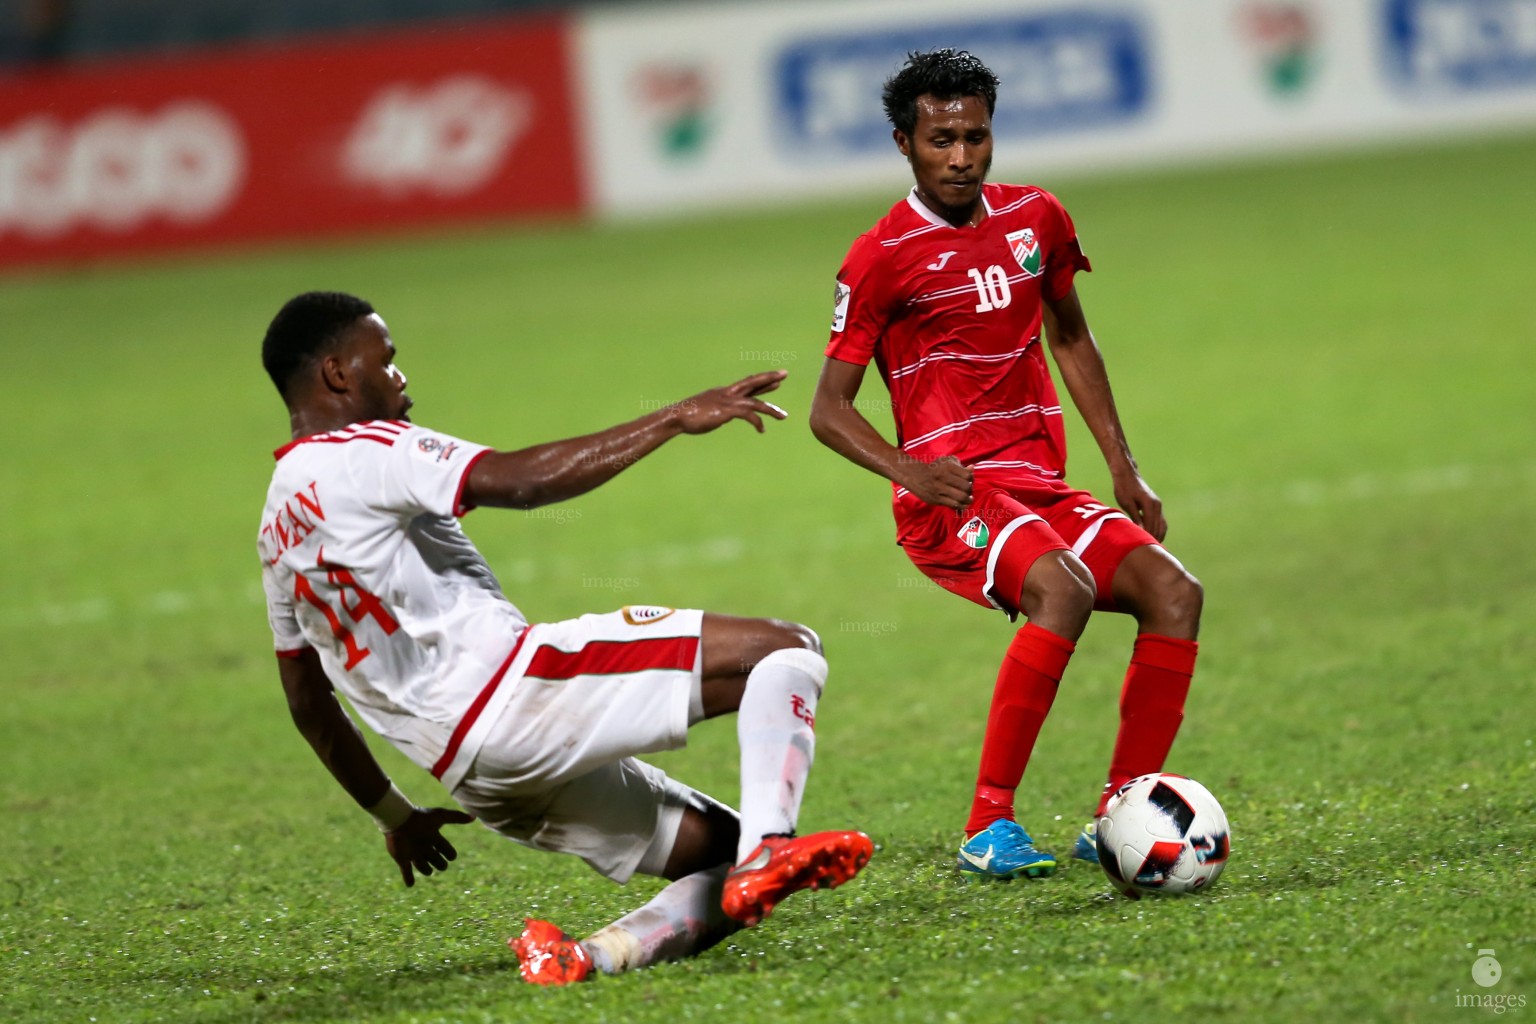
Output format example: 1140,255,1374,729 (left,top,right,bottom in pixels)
292,549,399,670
